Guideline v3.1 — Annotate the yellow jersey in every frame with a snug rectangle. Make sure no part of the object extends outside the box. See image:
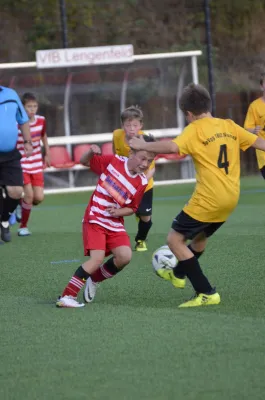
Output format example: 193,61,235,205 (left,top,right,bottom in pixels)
244,97,265,169
112,129,155,192
173,118,257,222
